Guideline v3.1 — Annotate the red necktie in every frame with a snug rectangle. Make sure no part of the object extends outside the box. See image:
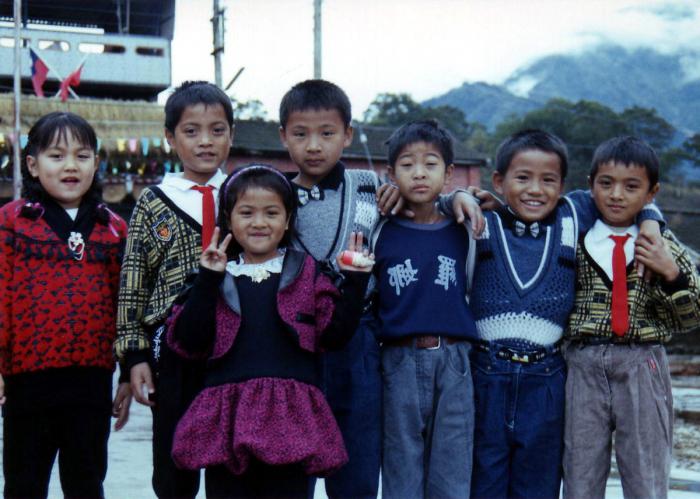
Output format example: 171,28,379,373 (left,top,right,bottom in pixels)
610,234,631,336
191,185,216,249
